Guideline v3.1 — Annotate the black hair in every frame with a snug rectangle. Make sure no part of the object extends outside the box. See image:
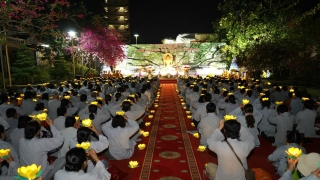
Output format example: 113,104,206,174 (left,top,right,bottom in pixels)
65,147,87,172
77,127,91,144
41,93,49,101
223,120,241,140
247,90,253,98
57,106,67,116
203,93,212,102
193,85,199,92
6,108,17,118
25,121,40,139
115,93,122,102
206,103,216,113
277,104,288,114
286,130,302,144
65,116,76,128
214,88,220,94
80,94,87,102
60,99,70,107
35,102,45,111
24,91,32,99
0,124,4,135
261,96,271,109
304,100,313,110
244,104,255,128
112,115,126,128
18,116,32,129
228,95,236,104
88,105,98,120
105,94,112,105
122,101,131,112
